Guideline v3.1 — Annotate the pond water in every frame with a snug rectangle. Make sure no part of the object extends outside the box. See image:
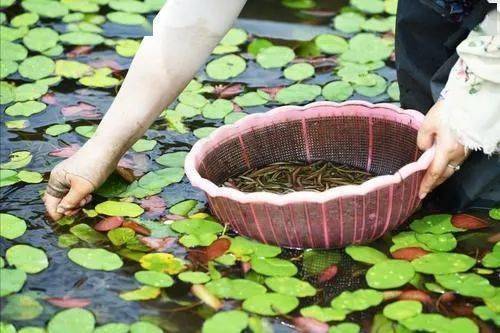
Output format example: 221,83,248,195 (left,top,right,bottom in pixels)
1,1,499,333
